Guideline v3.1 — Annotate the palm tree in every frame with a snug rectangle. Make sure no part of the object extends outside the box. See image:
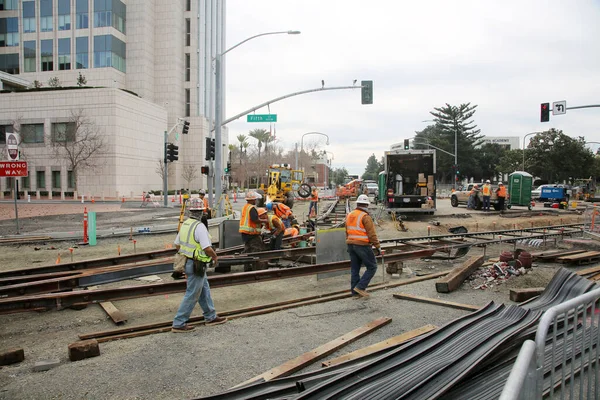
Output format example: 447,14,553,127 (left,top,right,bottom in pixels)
249,128,269,161
237,134,249,165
